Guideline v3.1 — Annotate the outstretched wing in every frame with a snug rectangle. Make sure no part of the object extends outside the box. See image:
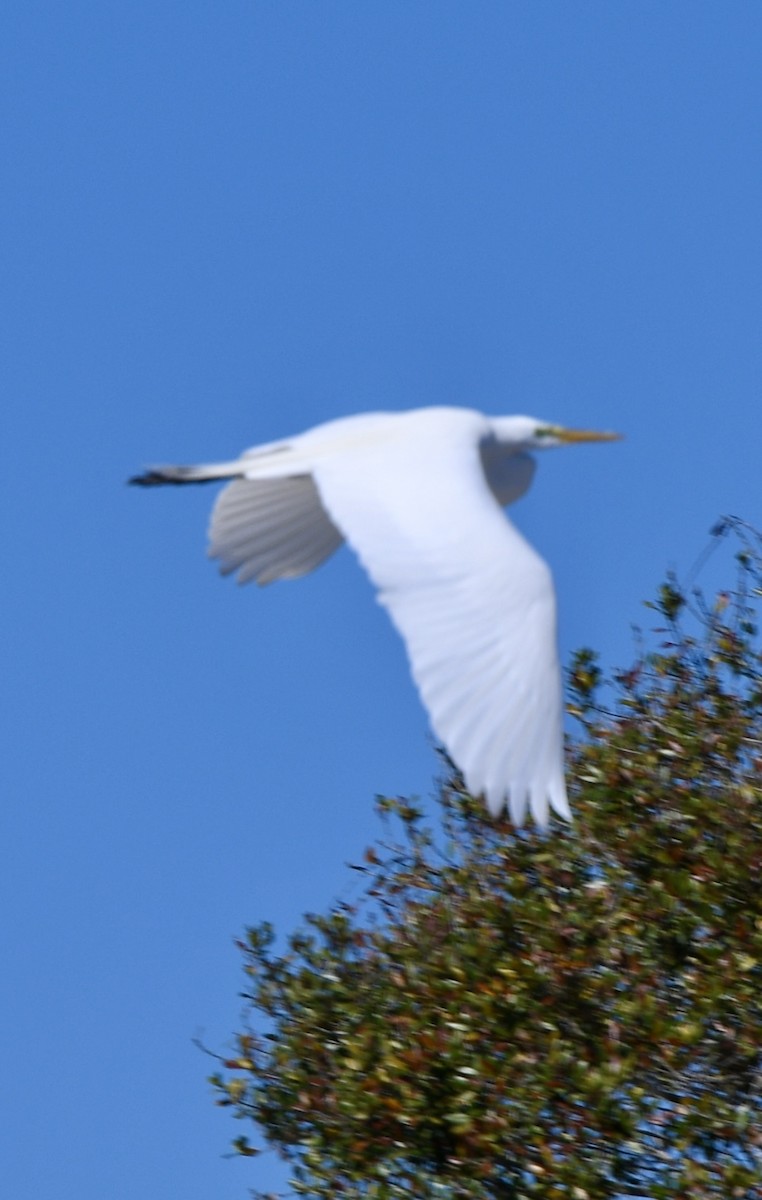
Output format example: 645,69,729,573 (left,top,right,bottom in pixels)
311,411,568,826
209,475,344,585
